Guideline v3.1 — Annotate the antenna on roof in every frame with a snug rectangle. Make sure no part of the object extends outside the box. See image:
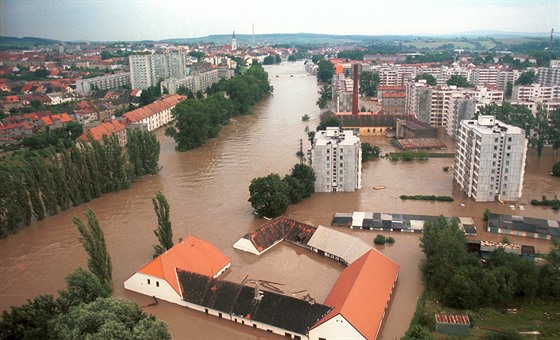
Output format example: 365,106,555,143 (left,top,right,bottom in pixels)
550,28,555,50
